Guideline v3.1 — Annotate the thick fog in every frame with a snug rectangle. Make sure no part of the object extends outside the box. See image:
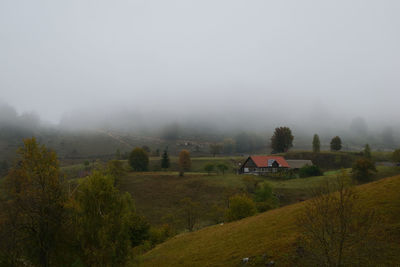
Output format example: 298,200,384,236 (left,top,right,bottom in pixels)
1,0,400,135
